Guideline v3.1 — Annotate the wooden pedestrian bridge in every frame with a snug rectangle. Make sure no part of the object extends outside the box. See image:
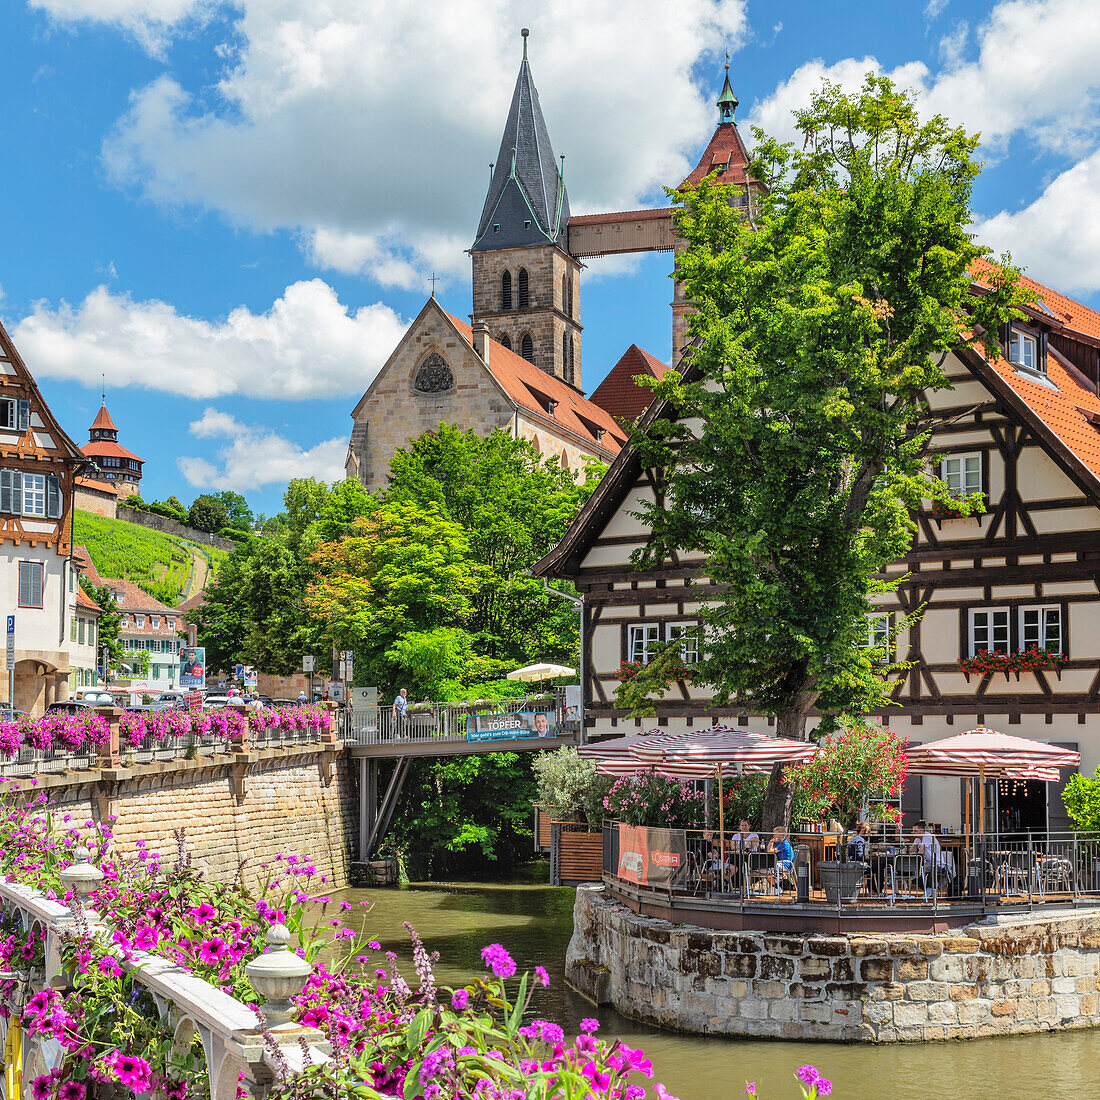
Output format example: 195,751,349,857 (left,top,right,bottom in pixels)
343,691,581,863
